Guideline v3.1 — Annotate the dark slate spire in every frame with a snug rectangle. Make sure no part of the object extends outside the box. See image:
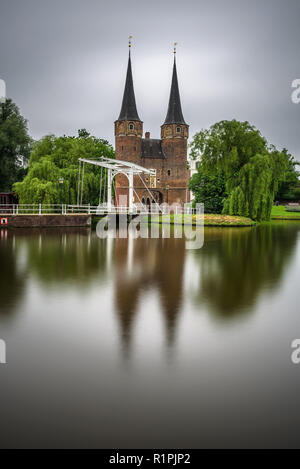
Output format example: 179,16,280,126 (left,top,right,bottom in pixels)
164,57,186,125
118,50,141,122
